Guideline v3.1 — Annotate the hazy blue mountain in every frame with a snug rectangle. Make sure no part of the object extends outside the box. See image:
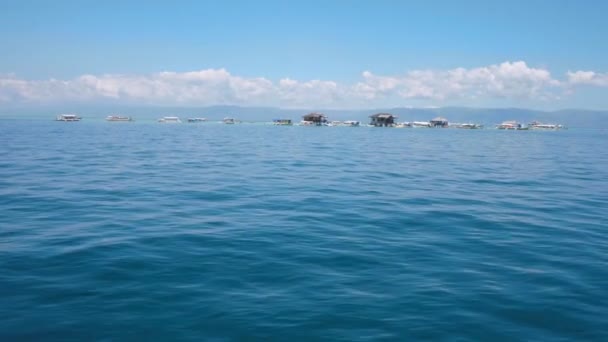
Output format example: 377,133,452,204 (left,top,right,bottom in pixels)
1,104,606,127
